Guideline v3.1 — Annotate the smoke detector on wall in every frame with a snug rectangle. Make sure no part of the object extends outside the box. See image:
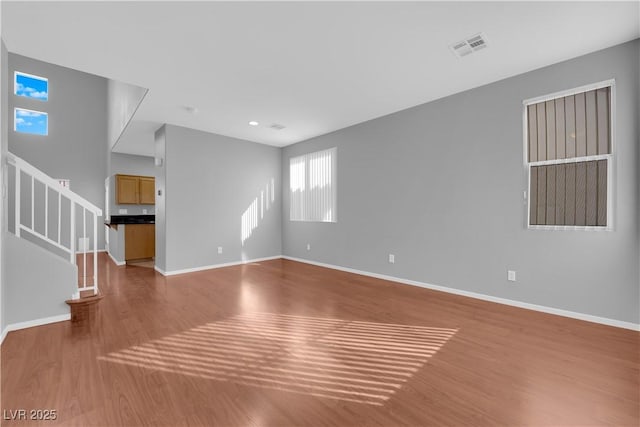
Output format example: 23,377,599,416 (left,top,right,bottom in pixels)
450,33,488,58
